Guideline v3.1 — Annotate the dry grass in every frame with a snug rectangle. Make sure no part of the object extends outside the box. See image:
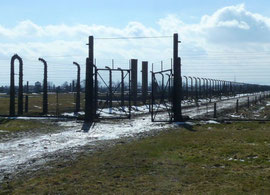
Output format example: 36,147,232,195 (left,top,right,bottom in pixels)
0,118,58,133
0,93,85,116
1,122,270,194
